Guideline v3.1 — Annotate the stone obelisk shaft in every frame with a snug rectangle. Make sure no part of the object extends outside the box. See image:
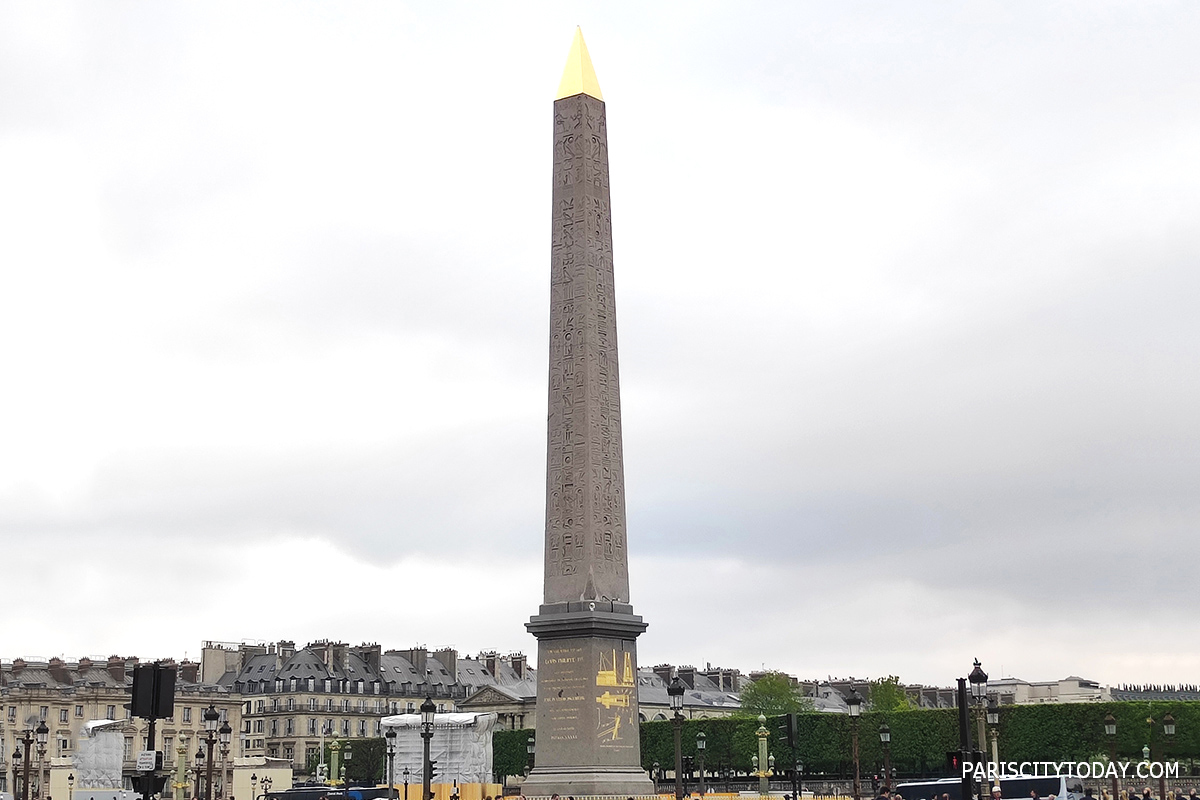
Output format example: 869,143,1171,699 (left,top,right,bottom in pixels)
524,30,654,799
